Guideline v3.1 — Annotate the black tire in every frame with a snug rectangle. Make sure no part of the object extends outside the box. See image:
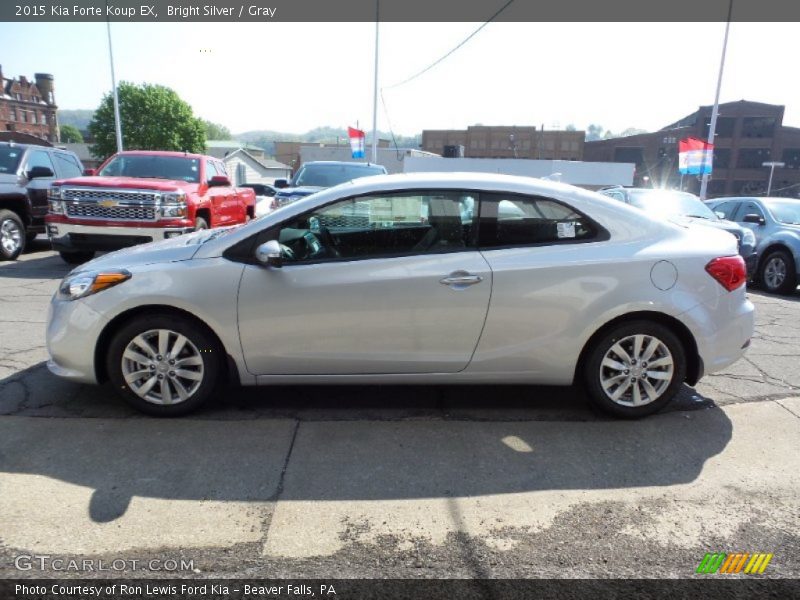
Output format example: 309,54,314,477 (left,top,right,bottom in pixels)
194,216,209,231
59,250,96,265
583,320,687,419
0,209,25,261
106,313,222,416
758,249,797,295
